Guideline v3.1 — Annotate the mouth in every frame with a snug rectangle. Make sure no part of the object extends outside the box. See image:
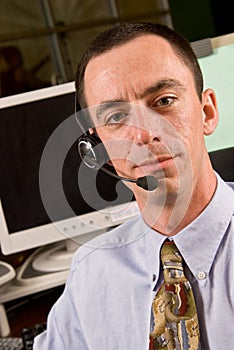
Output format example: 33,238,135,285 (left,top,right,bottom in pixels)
134,155,176,174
